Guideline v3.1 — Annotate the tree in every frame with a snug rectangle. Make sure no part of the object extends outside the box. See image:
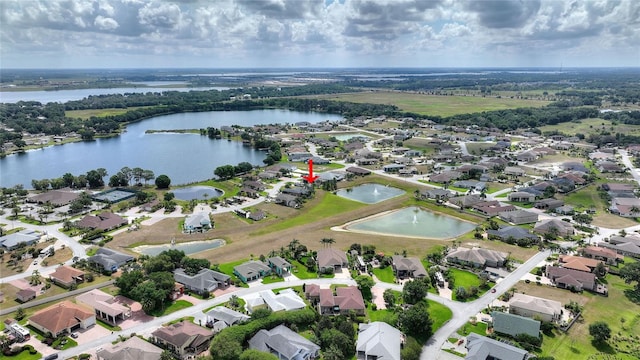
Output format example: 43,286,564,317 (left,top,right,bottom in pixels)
30,269,41,285
355,275,375,301
142,170,155,185
572,213,593,226
210,334,243,360
155,175,171,189
595,262,607,278
398,302,433,338
164,192,175,201
320,238,335,248
160,350,176,360
214,165,236,180
119,166,133,185
235,162,253,175
619,261,640,291
589,321,611,344
15,307,25,321
403,279,429,305
383,288,396,307
86,169,104,188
